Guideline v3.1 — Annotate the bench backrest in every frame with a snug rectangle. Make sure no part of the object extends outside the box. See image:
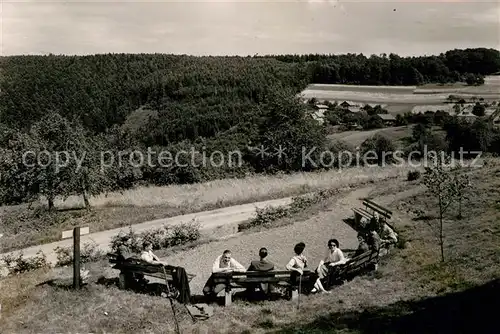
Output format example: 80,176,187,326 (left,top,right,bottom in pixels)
211,270,315,285
362,199,392,219
334,249,379,277
352,207,373,219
